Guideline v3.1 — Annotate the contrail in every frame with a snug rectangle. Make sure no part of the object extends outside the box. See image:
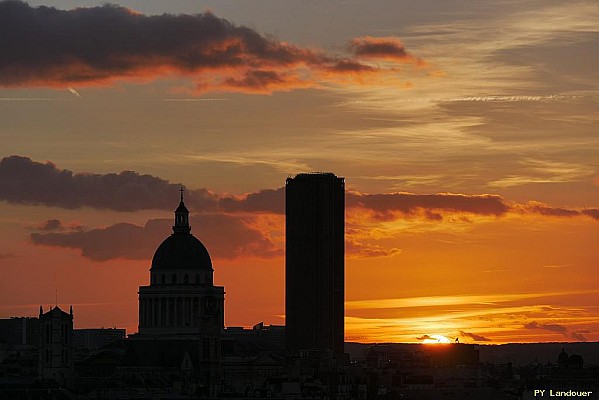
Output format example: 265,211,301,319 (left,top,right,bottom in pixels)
67,87,81,97
0,98,56,101
341,94,583,106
